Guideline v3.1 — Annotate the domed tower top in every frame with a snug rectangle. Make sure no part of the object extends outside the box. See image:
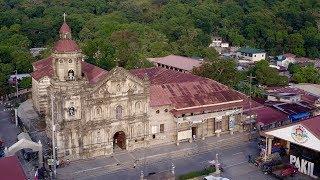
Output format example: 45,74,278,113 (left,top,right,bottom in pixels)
59,13,72,39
